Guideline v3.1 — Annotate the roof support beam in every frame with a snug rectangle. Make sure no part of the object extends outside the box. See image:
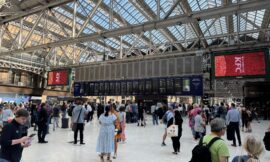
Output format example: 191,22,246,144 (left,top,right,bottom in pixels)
164,0,182,19
223,0,234,43
21,11,45,48
258,8,270,41
180,0,208,48
0,0,74,24
77,0,102,37
2,0,270,56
